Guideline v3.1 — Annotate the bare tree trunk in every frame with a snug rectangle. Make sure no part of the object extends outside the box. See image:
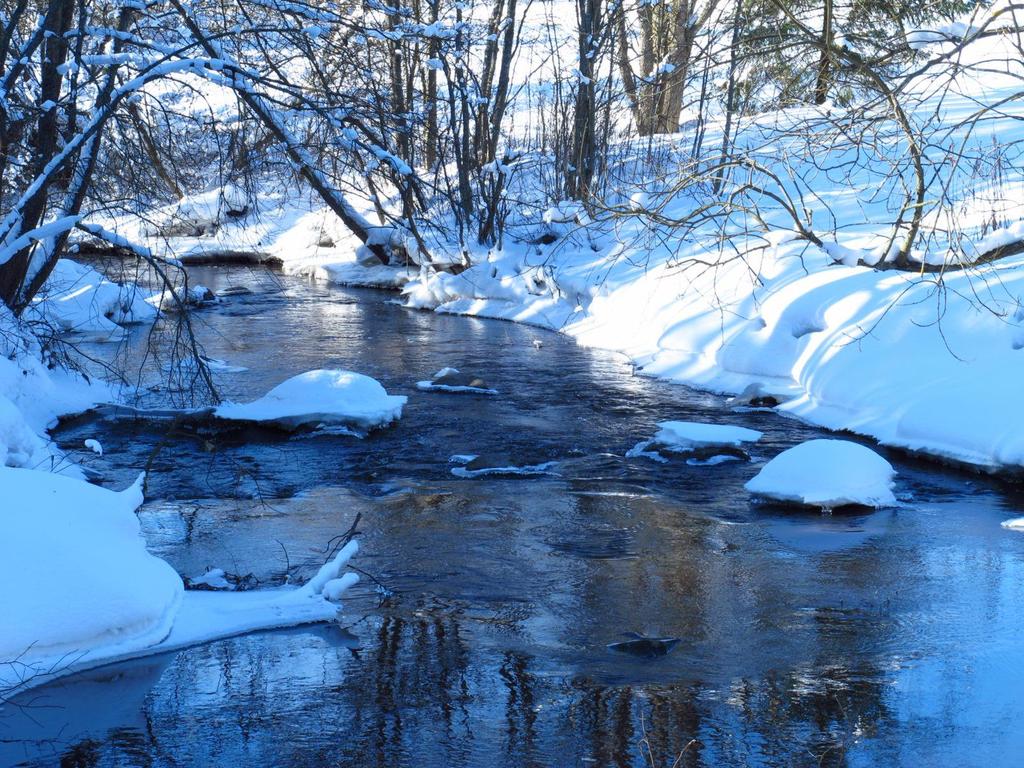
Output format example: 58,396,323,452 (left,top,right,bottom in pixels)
424,0,439,169
0,0,75,309
713,1,743,194
814,0,833,105
568,0,600,199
